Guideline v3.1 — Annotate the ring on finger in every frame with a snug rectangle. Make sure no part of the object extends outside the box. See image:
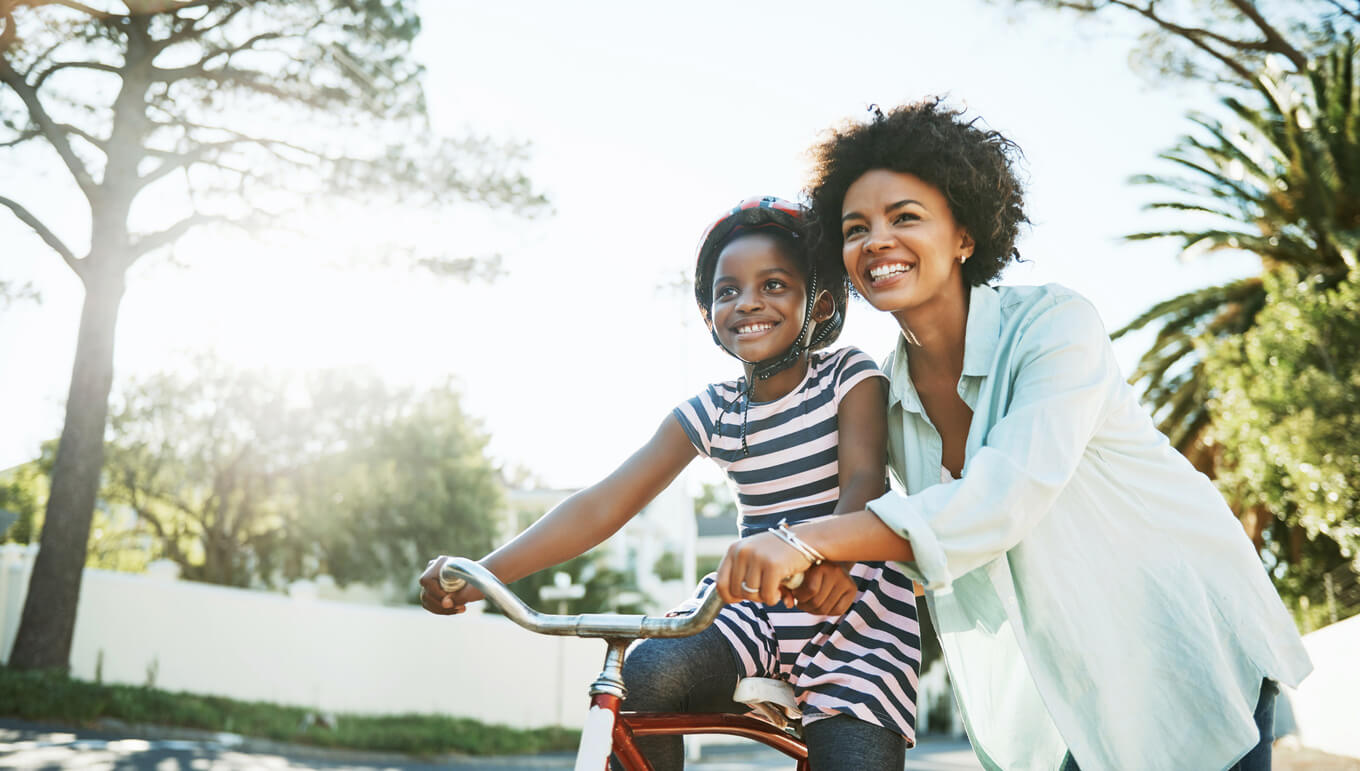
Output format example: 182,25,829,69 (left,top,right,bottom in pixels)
740,580,760,594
